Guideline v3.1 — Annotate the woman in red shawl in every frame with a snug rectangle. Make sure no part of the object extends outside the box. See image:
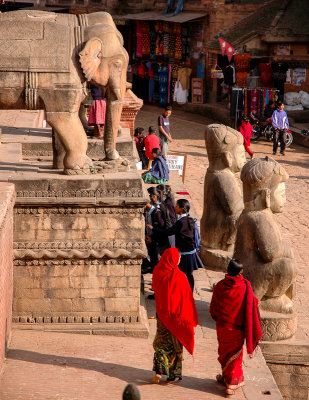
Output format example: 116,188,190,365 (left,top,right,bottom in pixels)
210,259,263,396
151,248,198,384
